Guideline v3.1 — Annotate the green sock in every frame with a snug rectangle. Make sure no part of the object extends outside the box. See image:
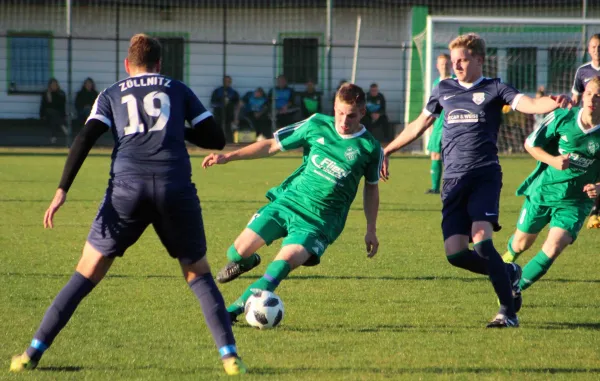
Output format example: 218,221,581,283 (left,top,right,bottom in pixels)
227,245,257,270
507,235,523,262
227,260,291,316
519,251,554,290
430,159,442,191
